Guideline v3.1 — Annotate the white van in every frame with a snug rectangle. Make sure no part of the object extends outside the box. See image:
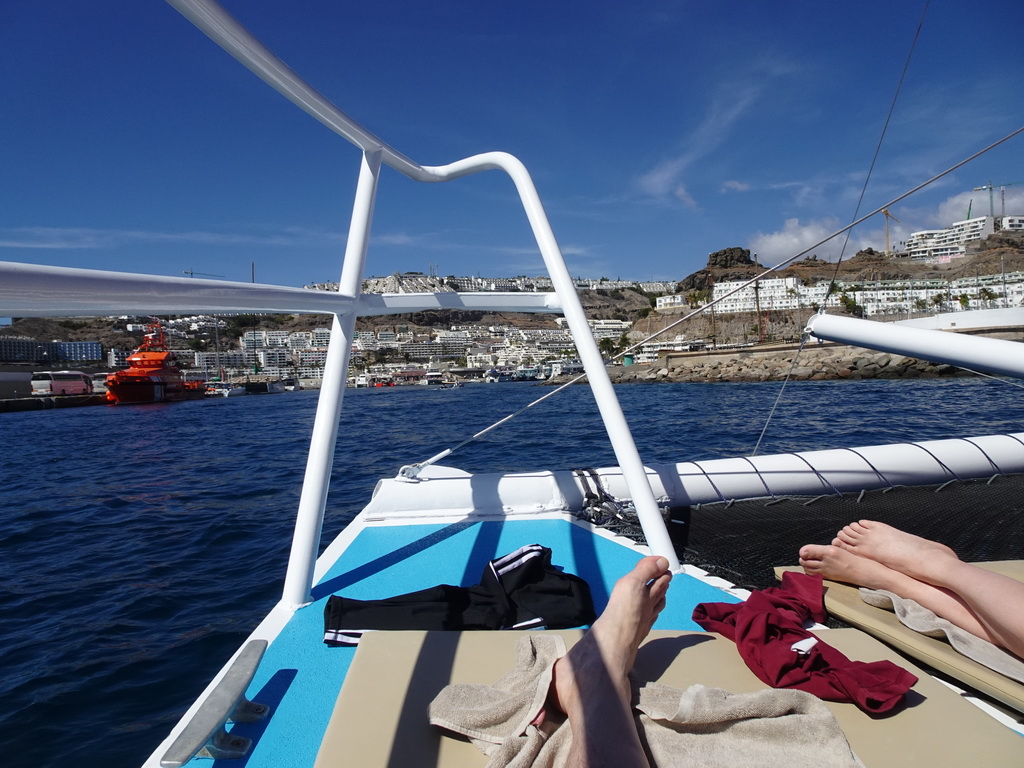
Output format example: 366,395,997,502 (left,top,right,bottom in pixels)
31,370,94,396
